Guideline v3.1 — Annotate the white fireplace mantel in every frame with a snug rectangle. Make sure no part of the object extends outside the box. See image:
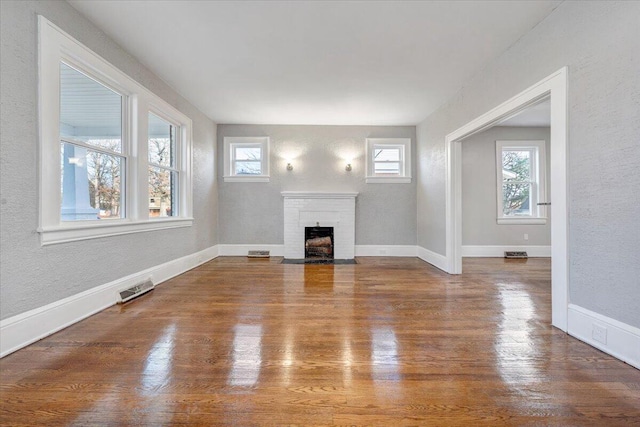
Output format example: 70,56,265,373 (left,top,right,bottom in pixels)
282,192,358,259
281,191,358,199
